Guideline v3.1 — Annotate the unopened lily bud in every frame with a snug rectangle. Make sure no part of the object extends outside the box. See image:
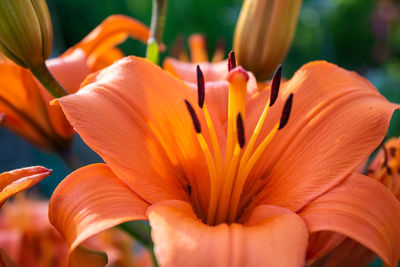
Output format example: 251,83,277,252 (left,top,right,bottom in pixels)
233,0,302,80
0,0,53,69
